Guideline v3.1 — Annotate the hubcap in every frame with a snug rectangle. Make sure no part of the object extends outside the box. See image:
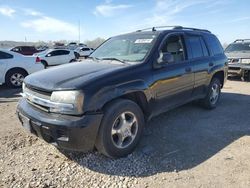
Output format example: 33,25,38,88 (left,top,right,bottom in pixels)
111,112,138,149
10,73,24,86
210,83,220,104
